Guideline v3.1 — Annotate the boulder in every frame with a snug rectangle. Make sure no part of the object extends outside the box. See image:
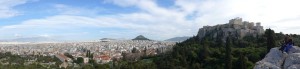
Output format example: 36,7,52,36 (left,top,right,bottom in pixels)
254,48,287,69
288,46,300,53
284,53,300,68
285,64,300,69
255,46,300,69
